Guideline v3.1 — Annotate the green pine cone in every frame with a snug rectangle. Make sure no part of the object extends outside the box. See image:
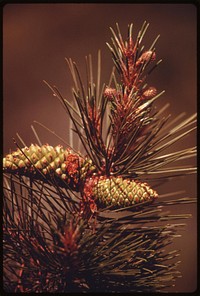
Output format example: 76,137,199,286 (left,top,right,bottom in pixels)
3,144,96,191
84,176,158,208
3,144,158,208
